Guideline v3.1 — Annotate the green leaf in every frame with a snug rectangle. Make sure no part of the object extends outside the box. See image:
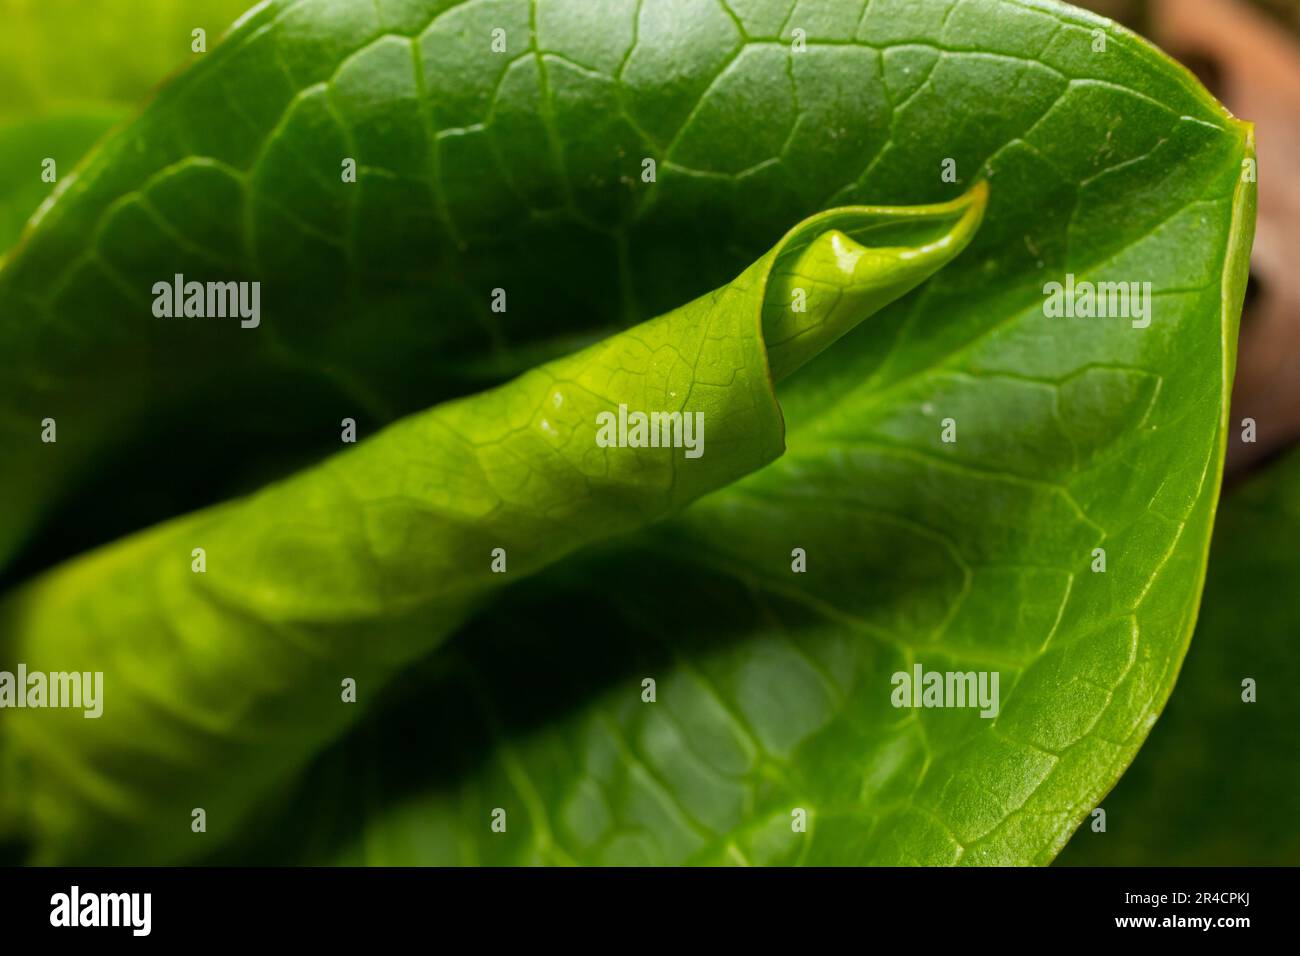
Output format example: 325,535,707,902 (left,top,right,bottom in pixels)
0,0,1251,577
0,186,985,863
1057,448,1300,866
0,0,1257,867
